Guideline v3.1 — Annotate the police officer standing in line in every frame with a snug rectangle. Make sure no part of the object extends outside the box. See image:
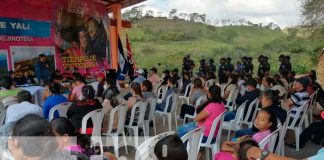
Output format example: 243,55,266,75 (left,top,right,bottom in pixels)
247,57,254,74
258,55,270,79
242,56,249,75
218,57,229,84
208,59,216,73
199,59,207,75
182,55,195,78
227,57,235,73
285,55,292,72
278,54,286,72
